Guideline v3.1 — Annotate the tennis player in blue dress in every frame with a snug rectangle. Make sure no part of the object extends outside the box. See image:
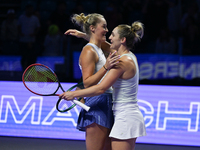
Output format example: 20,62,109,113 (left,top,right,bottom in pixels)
65,13,119,150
